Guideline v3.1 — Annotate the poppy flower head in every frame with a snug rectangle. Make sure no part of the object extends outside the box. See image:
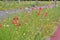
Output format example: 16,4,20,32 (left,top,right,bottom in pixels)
12,20,16,24
43,12,49,17
39,7,43,10
45,12,49,16
32,7,35,10
13,16,18,21
0,24,2,27
12,19,19,24
16,23,21,26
